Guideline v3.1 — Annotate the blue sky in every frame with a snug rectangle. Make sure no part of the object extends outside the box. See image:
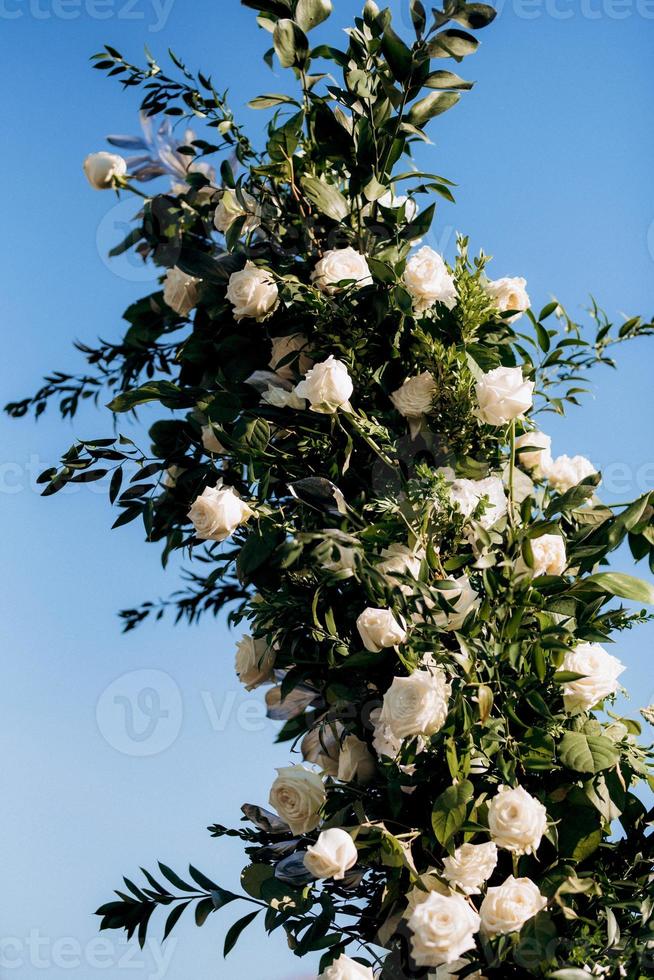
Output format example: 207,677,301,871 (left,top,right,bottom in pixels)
1,2,653,978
